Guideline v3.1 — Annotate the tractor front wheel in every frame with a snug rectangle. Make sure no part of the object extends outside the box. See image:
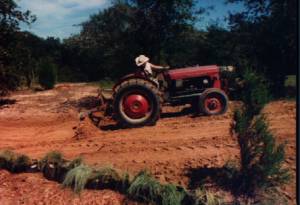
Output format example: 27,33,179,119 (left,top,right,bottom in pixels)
198,89,228,115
